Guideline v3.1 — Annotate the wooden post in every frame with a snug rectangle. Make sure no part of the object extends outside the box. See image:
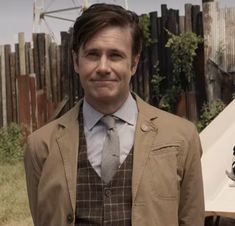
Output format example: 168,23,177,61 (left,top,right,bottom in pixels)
18,32,26,75
38,33,46,89
0,45,7,127
167,9,179,34
36,89,47,128
61,32,71,112
50,42,58,103
149,11,159,104
192,5,201,34
29,46,34,74
33,33,40,89
202,0,219,103
15,44,20,78
193,8,206,116
68,33,75,107
179,16,185,33
45,34,52,103
10,52,18,123
185,4,192,32
17,75,31,131
25,42,31,75
57,45,61,102
29,73,37,131
185,4,199,122
0,47,3,127
160,4,169,81
4,45,13,124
